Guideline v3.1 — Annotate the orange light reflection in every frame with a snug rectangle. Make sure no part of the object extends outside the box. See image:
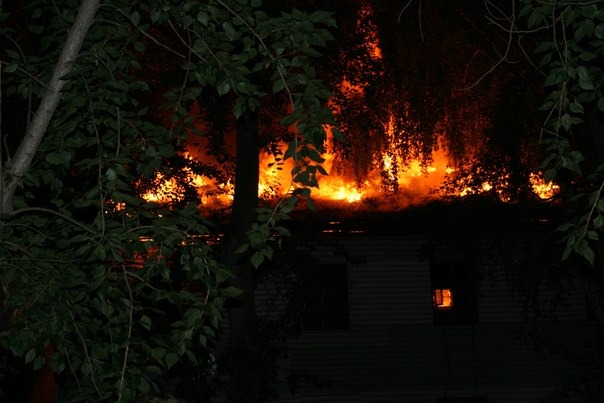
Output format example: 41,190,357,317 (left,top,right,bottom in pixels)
433,288,453,309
